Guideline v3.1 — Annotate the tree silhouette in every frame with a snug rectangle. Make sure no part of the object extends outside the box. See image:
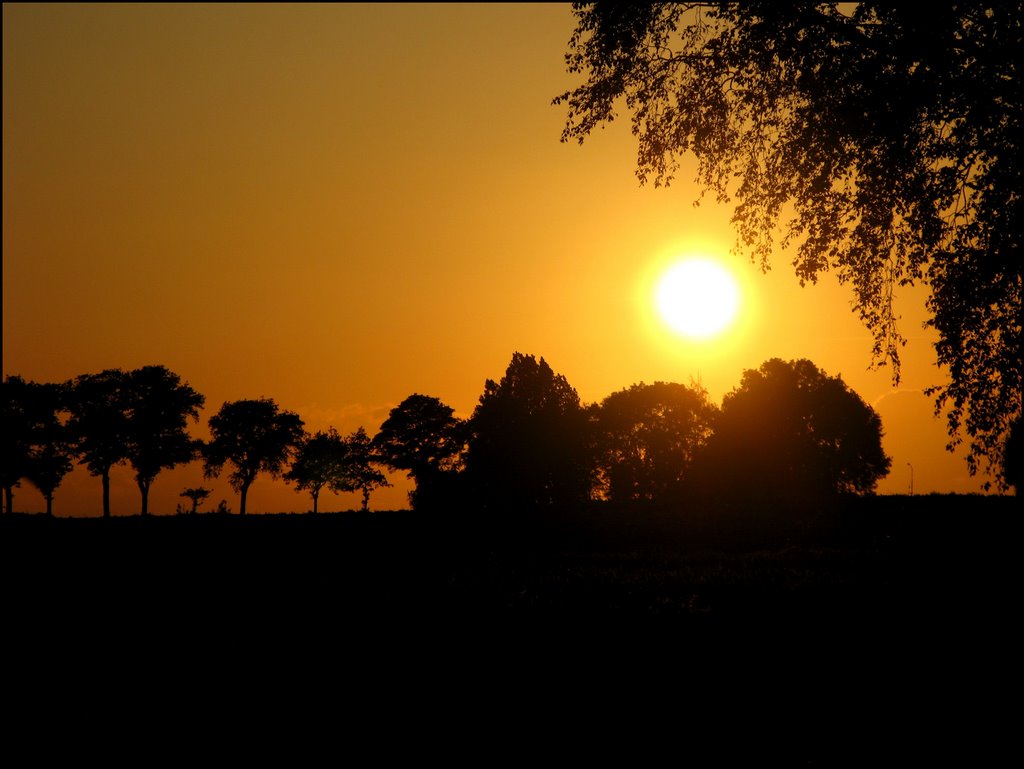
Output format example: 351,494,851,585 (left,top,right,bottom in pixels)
203,398,305,515
2,376,35,513
466,352,593,512
2,377,75,515
342,427,389,512
373,394,466,509
285,428,351,513
556,4,1021,487
179,486,212,515
594,381,718,503
24,381,75,516
124,365,204,515
1004,417,1023,495
696,359,891,500
66,369,131,518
